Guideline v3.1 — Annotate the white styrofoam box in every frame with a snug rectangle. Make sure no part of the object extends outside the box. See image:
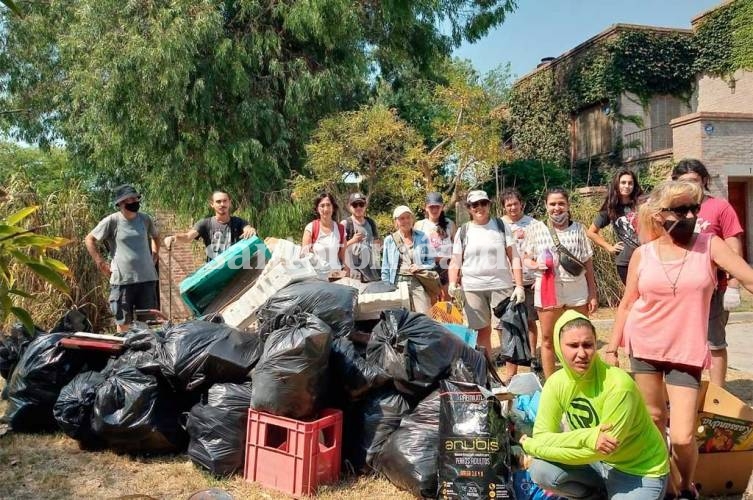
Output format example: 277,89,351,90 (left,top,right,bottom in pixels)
356,281,410,320
220,257,317,329
264,238,302,267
